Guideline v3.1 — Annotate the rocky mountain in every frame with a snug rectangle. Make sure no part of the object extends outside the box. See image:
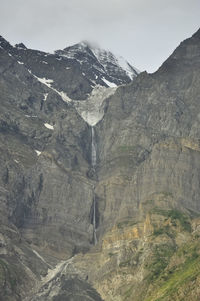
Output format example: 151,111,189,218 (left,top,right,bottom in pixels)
0,36,138,98
0,29,200,301
55,41,139,87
